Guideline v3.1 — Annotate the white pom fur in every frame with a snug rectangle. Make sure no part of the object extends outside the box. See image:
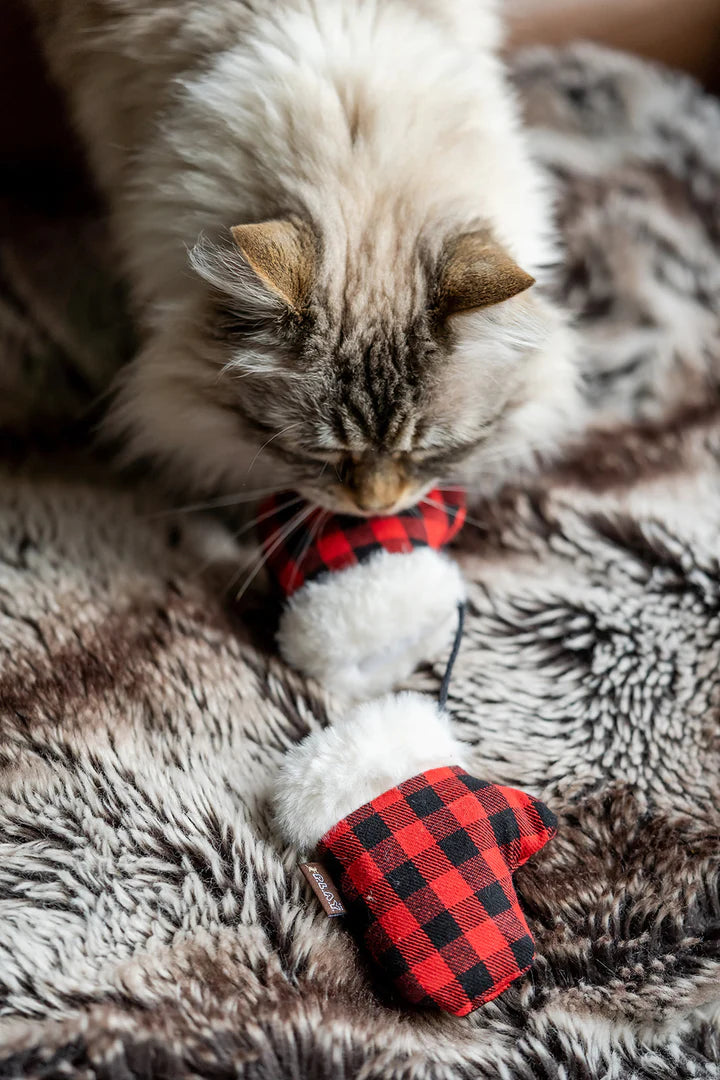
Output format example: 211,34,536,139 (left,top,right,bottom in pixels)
277,547,466,700
273,692,467,852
